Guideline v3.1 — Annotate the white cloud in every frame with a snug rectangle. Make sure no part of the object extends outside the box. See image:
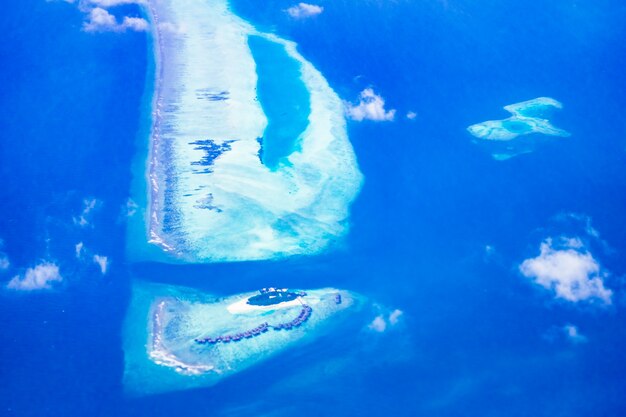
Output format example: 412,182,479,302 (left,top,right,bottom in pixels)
54,0,149,32
93,255,108,275
369,315,387,332
388,309,403,325
560,237,584,249
286,3,324,19
74,198,100,226
84,0,145,7
563,324,587,344
75,242,84,258
344,88,396,122
555,213,615,255
7,263,63,291
75,243,108,274
83,7,117,31
121,16,149,31
369,309,404,332
82,7,148,32
519,237,612,304
70,0,144,10
406,111,417,120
